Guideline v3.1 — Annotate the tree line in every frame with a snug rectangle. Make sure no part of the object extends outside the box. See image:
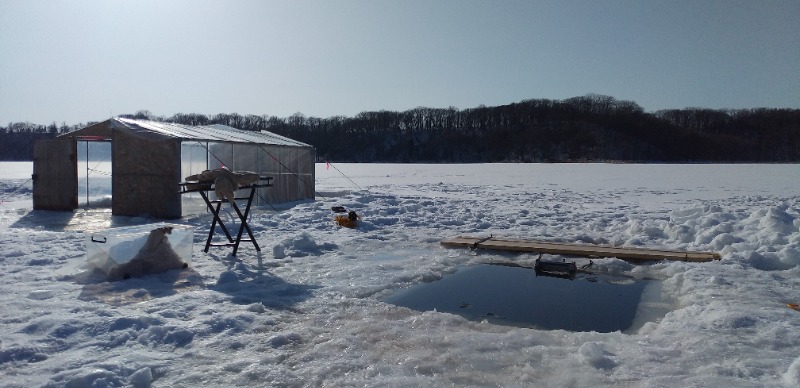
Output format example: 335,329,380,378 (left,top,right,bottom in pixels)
2,94,798,162
0,122,77,161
